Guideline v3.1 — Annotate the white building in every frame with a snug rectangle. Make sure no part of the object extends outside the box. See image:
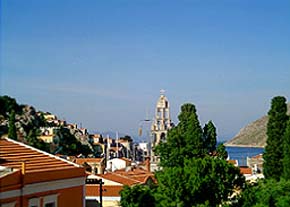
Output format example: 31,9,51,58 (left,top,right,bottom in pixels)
106,157,131,172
